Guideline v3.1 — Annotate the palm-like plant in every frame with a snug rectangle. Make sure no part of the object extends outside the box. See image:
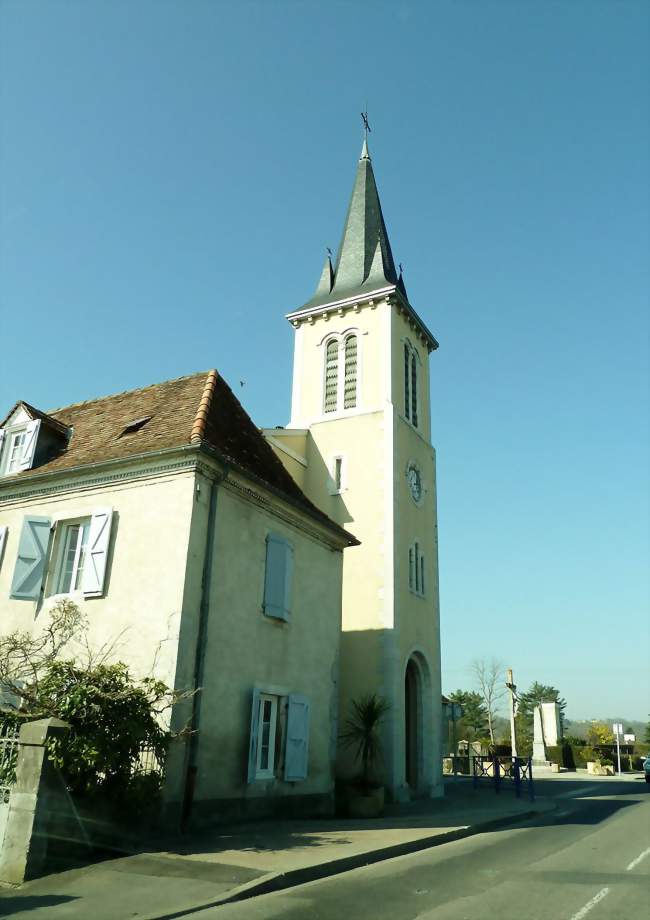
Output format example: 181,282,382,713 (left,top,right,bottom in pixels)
340,693,390,790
